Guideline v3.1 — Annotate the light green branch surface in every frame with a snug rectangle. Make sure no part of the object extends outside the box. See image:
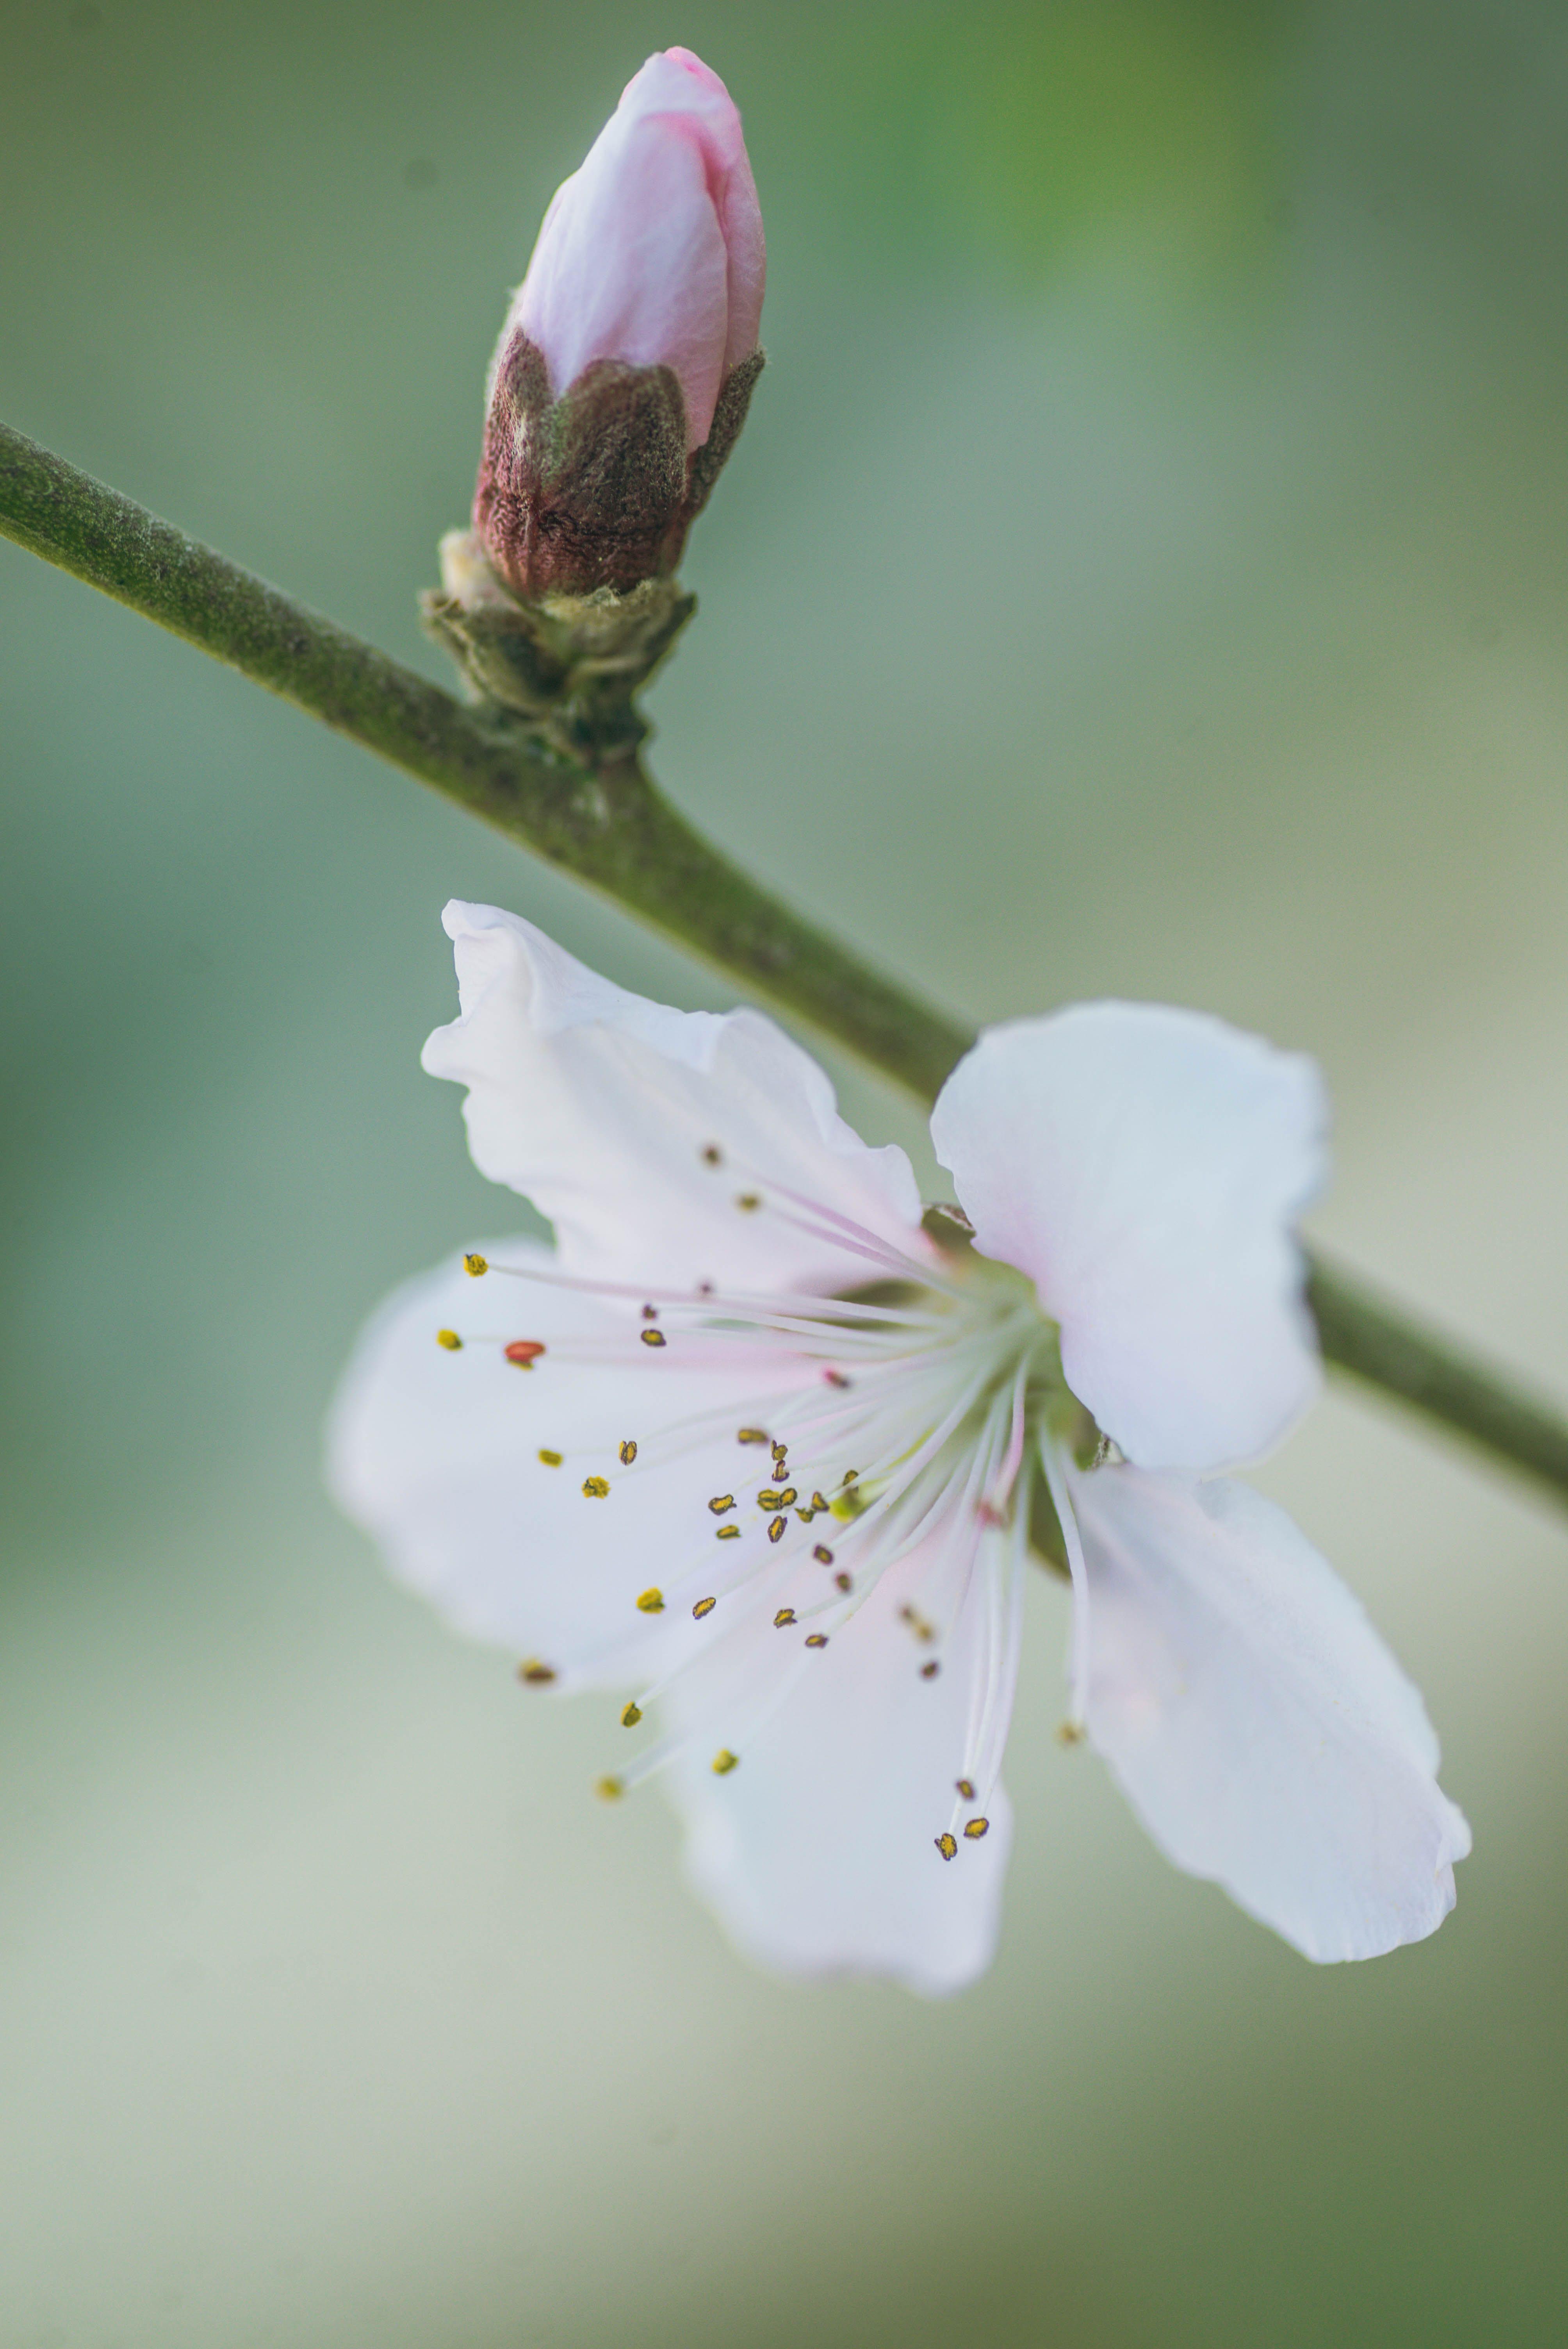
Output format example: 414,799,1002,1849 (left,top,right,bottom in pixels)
5,420,1567,1511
